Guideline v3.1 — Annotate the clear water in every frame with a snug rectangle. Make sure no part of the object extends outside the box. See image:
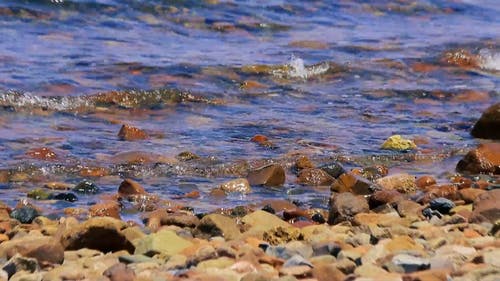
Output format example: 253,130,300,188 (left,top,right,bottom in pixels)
0,0,498,218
